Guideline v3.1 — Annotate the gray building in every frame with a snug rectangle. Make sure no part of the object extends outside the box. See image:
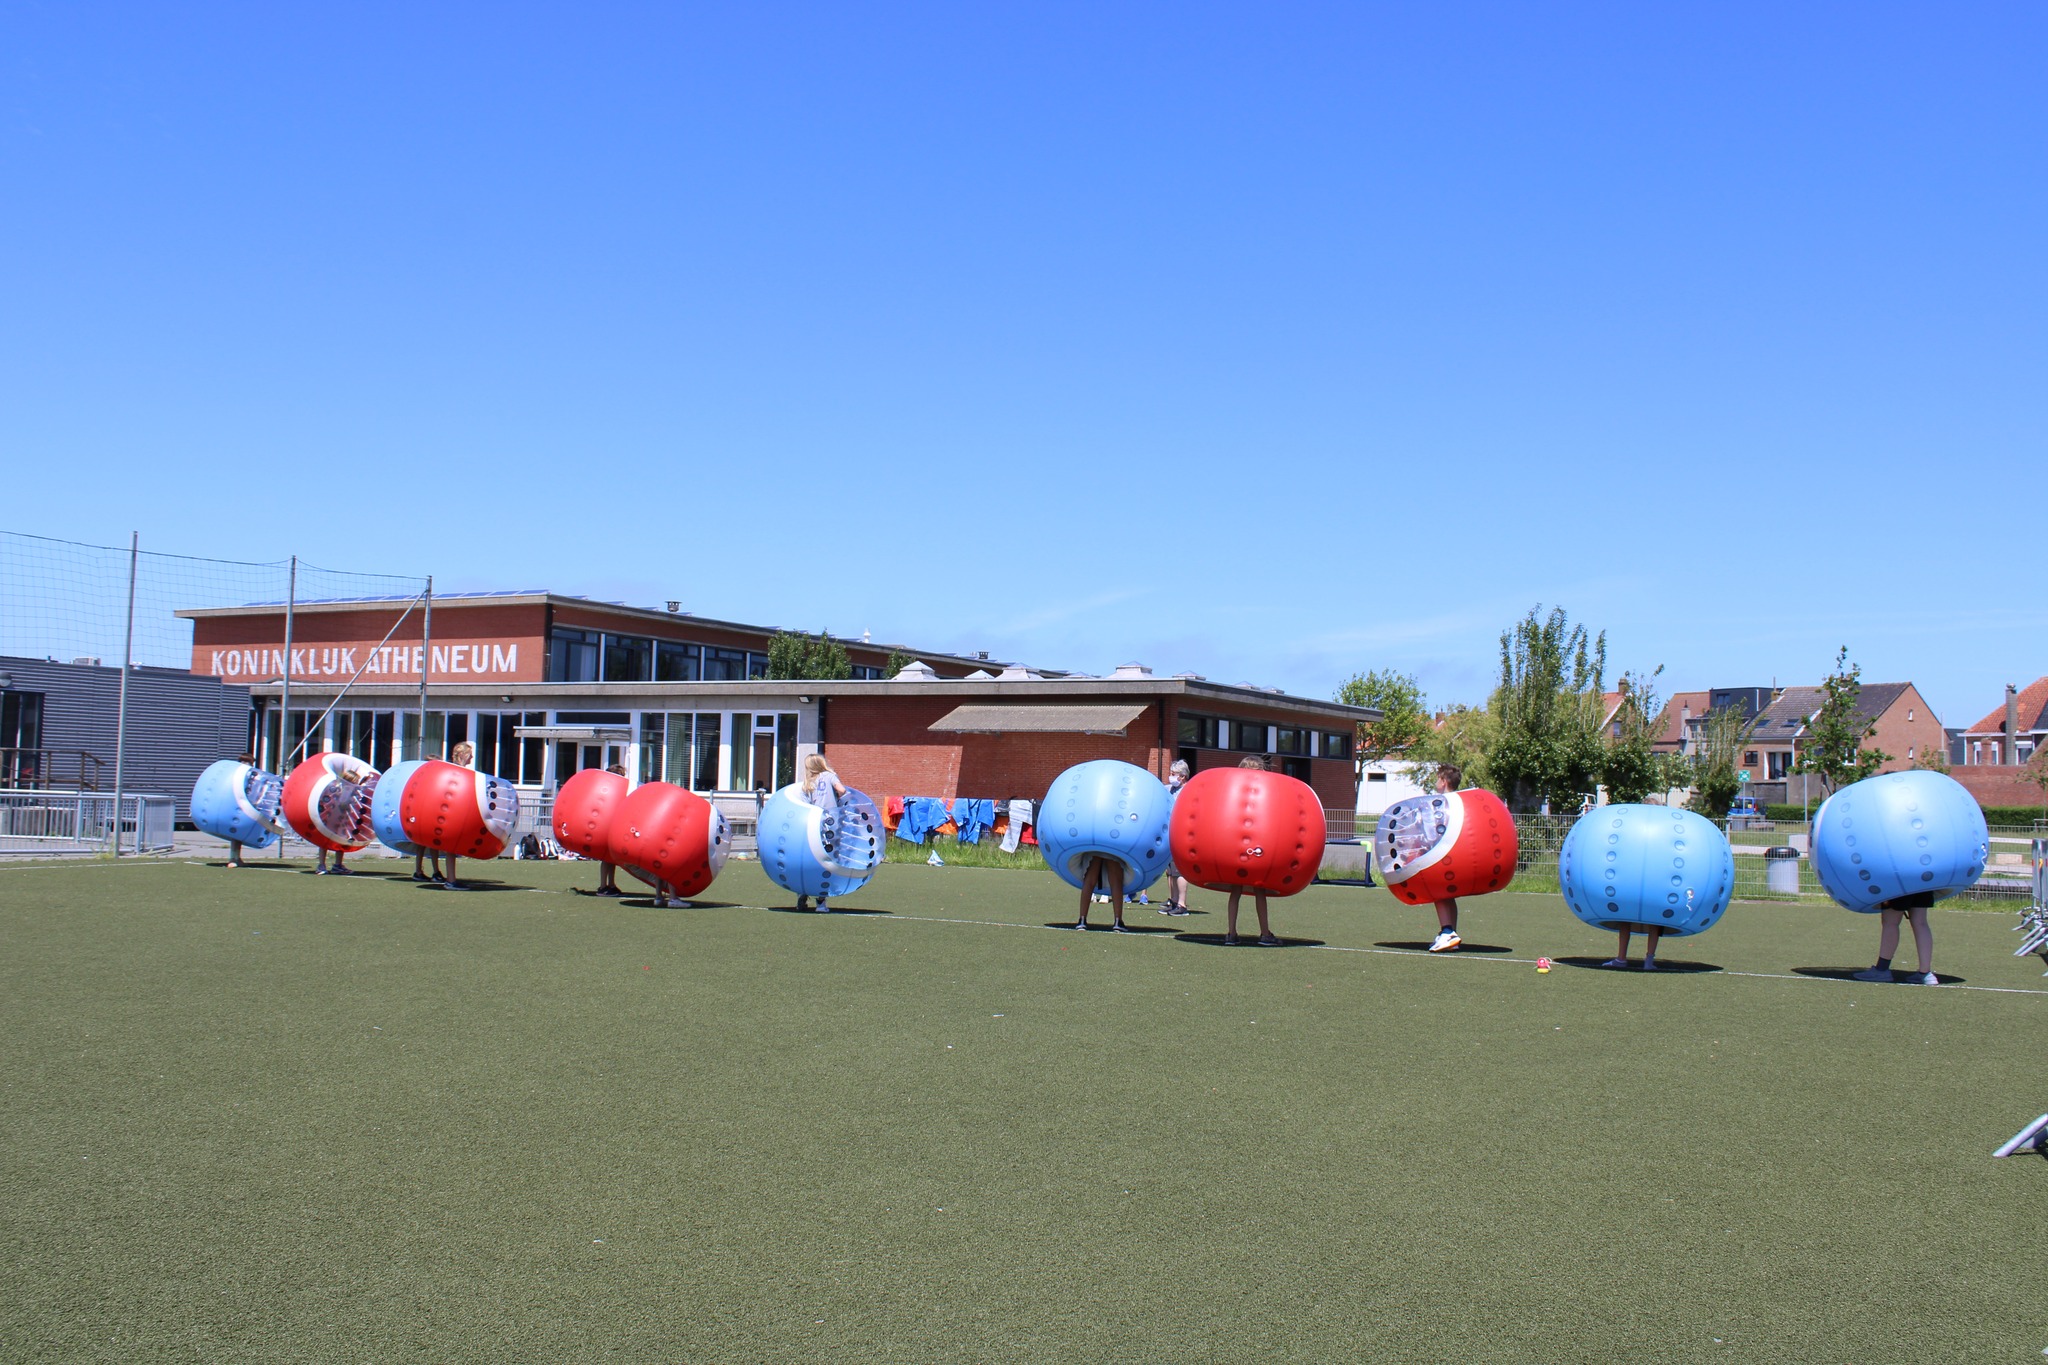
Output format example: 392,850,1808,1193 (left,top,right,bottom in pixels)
0,656,253,821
